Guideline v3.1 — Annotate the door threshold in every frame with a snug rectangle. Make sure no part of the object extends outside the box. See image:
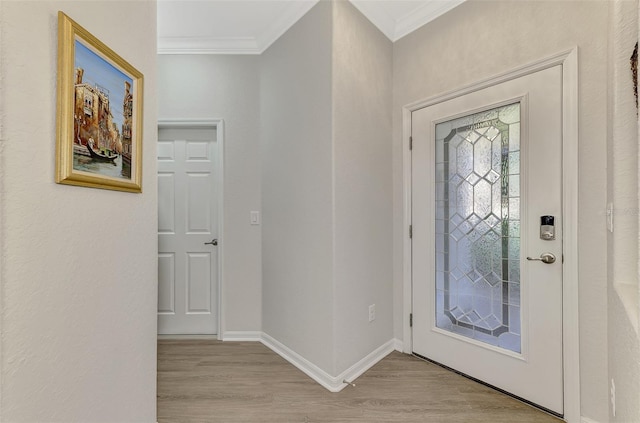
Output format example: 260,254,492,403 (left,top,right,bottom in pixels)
158,334,218,340
411,352,564,420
